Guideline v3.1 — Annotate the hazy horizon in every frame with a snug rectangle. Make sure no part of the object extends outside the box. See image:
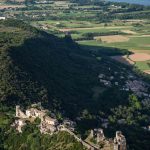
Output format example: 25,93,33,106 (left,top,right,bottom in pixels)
108,0,150,6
